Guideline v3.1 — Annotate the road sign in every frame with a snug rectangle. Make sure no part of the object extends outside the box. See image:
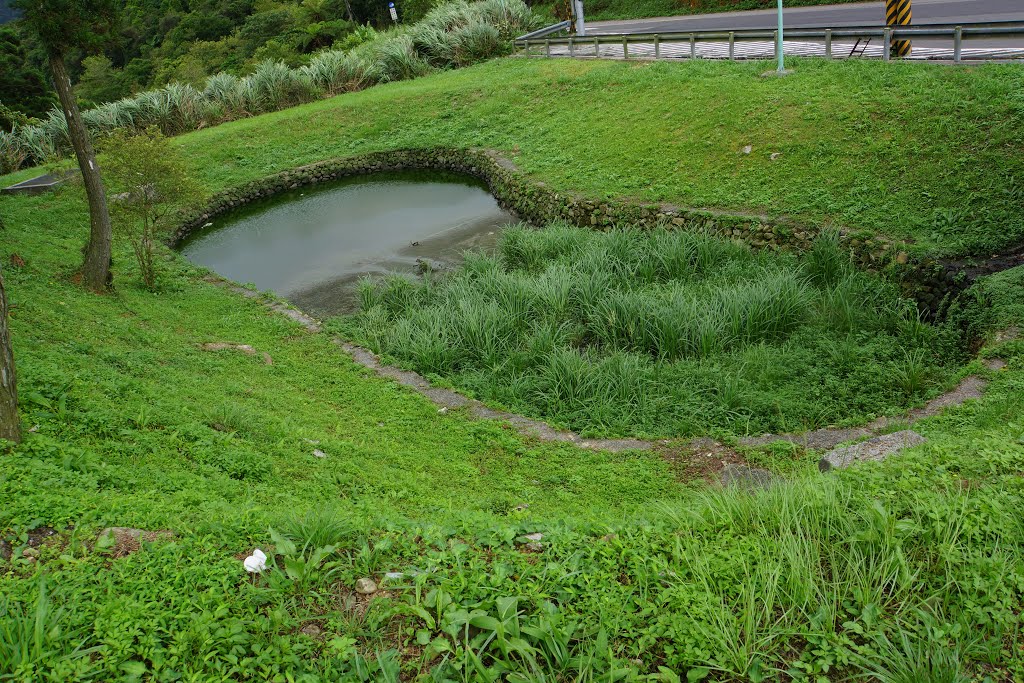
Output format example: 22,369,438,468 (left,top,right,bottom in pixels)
388,1,398,22
886,0,912,57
